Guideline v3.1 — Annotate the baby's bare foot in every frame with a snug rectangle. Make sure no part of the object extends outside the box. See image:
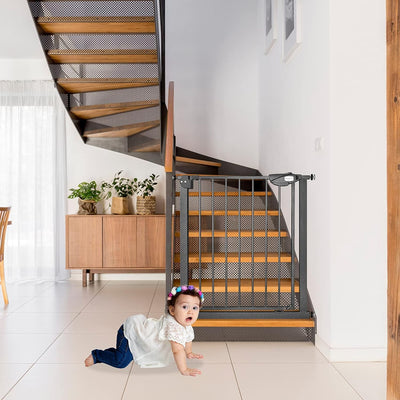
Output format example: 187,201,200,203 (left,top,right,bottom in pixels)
84,354,94,367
